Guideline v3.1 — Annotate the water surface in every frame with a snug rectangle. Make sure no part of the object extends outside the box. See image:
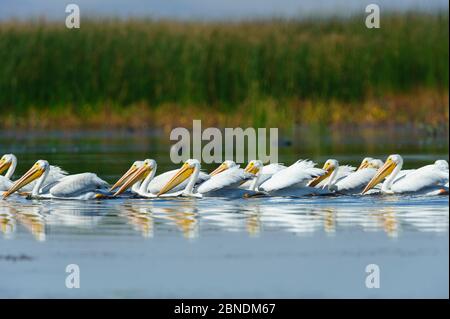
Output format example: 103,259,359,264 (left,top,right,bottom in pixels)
0,128,448,298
